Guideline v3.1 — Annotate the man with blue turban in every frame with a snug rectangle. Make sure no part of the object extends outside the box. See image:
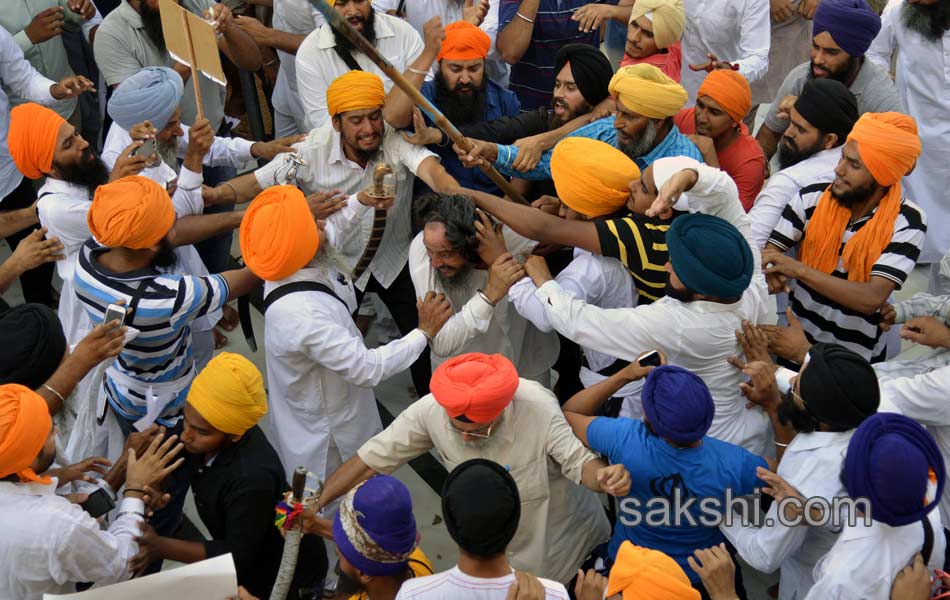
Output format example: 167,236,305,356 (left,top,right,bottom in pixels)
755,0,902,160
521,157,772,456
